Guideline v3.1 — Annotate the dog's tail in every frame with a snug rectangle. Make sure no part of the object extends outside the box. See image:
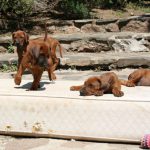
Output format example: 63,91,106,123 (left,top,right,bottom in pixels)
119,79,128,86
57,42,63,58
44,22,48,42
